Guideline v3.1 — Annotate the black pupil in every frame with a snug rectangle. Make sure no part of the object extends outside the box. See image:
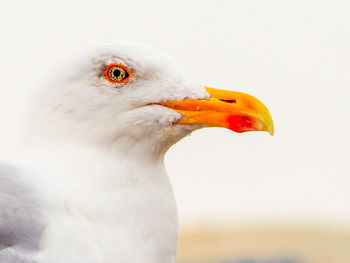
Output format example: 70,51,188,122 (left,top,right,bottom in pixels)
113,69,121,78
